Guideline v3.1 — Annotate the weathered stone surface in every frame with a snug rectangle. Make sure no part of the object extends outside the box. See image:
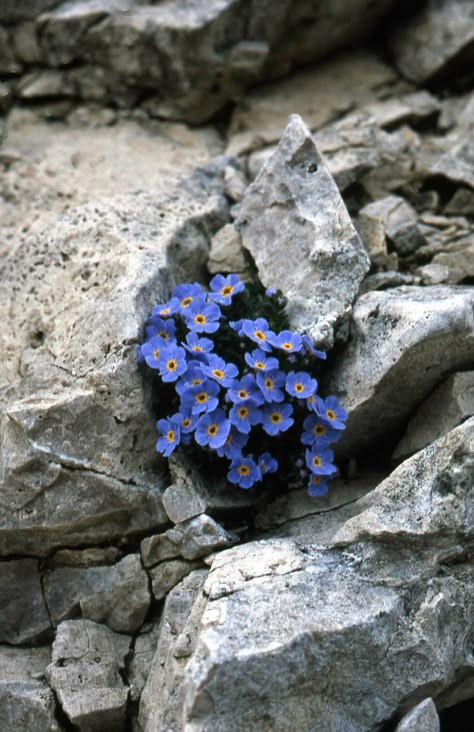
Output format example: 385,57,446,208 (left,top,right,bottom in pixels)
324,286,474,458
431,135,474,190
43,553,150,633
47,619,130,732
390,0,474,84
150,558,200,601
393,372,474,461
0,646,59,732
138,570,208,732
236,114,370,348
363,91,441,130
395,698,440,732
431,240,474,283
207,224,247,277
0,115,228,557
141,514,237,566
415,263,450,285
357,195,426,256
227,50,397,156
0,558,51,644
127,621,162,703
47,546,122,568
360,271,419,294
